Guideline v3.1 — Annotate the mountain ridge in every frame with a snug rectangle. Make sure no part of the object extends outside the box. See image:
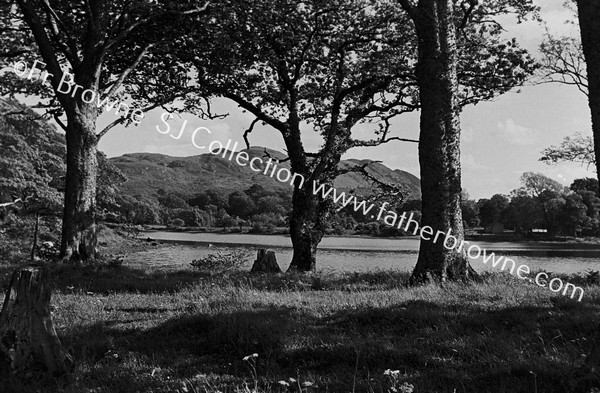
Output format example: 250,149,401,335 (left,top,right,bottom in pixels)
110,147,421,202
